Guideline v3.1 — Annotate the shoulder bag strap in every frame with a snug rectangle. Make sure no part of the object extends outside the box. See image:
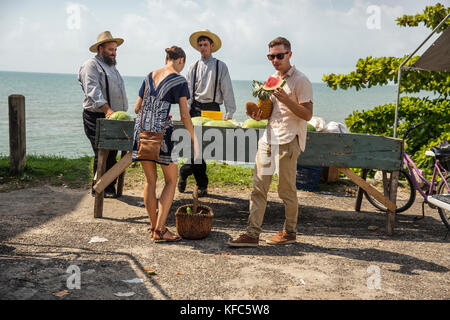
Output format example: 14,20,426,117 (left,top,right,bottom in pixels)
139,75,149,131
